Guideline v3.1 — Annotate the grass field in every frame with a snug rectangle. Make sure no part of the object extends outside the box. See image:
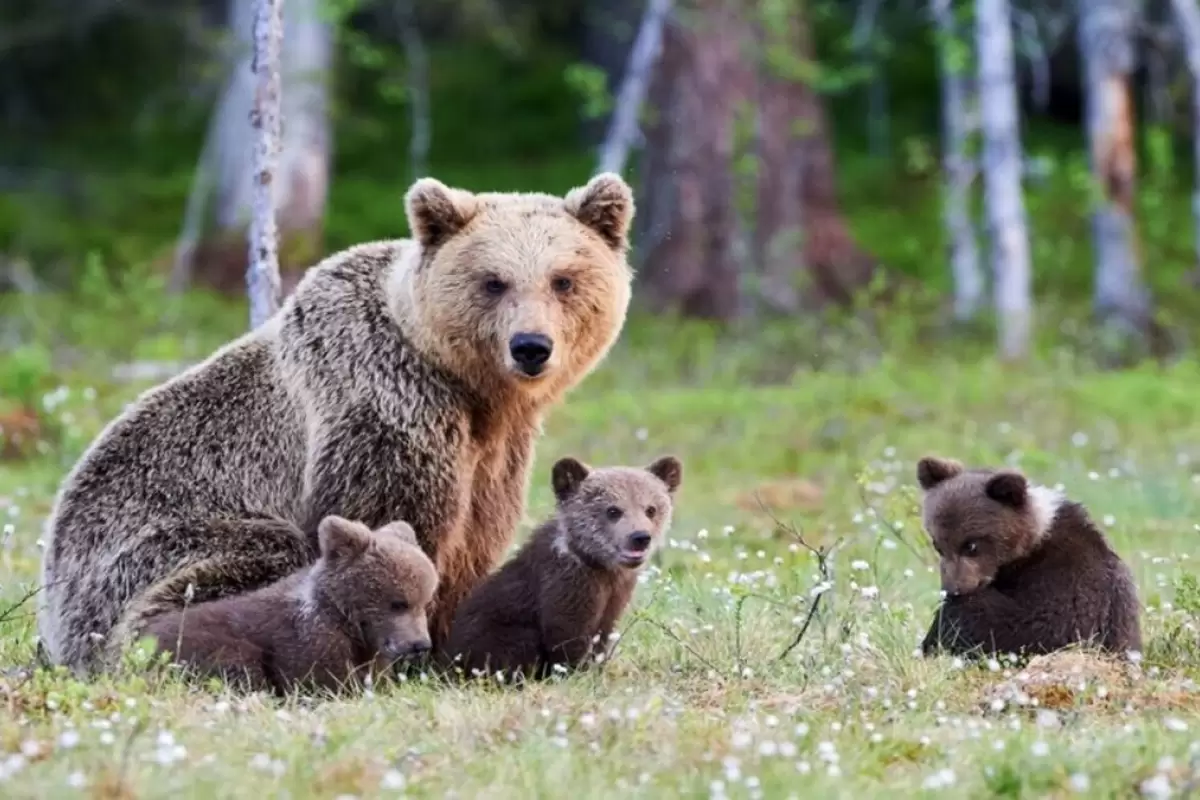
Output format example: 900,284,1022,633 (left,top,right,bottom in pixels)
2,306,1200,799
